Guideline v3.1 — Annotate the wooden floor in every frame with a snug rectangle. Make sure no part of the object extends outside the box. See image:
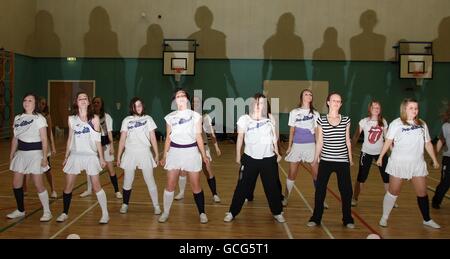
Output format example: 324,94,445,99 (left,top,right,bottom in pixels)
0,136,448,239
